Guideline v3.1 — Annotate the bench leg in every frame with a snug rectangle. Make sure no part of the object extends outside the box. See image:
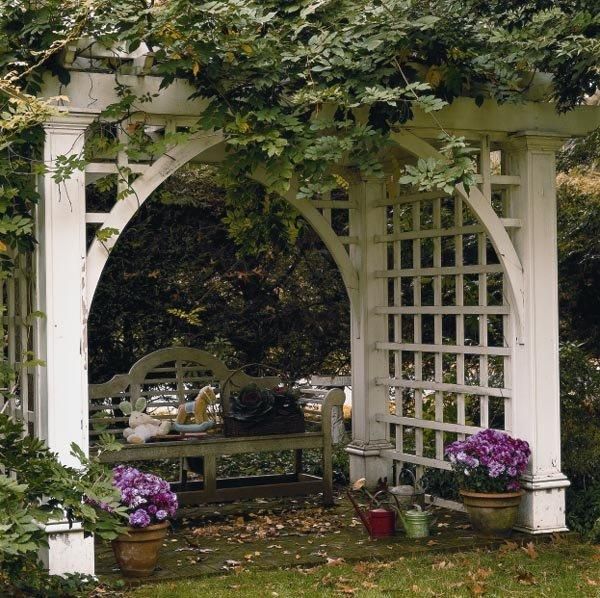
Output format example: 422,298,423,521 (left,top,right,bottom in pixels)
203,454,217,500
322,443,334,506
180,458,188,488
294,449,303,478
